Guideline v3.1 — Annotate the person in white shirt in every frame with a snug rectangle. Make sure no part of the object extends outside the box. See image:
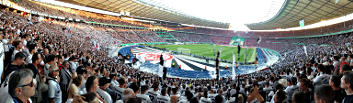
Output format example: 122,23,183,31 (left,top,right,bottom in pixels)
44,55,56,77
115,78,126,101
48,65,62,103
216,89,227,103
1,34,9,53
208,89,217,102
147,83,159,103
285,77,298,102
230,84,237,97
313,64,330,85
0,36,4,83
69,56,78,72
25,44,36,64
97,77,113,103
109,74,119,90
200,91,212,103
157,88,170,103
116,88,136,103
11,40,23,61
333,56,340,75
136,85,152,103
